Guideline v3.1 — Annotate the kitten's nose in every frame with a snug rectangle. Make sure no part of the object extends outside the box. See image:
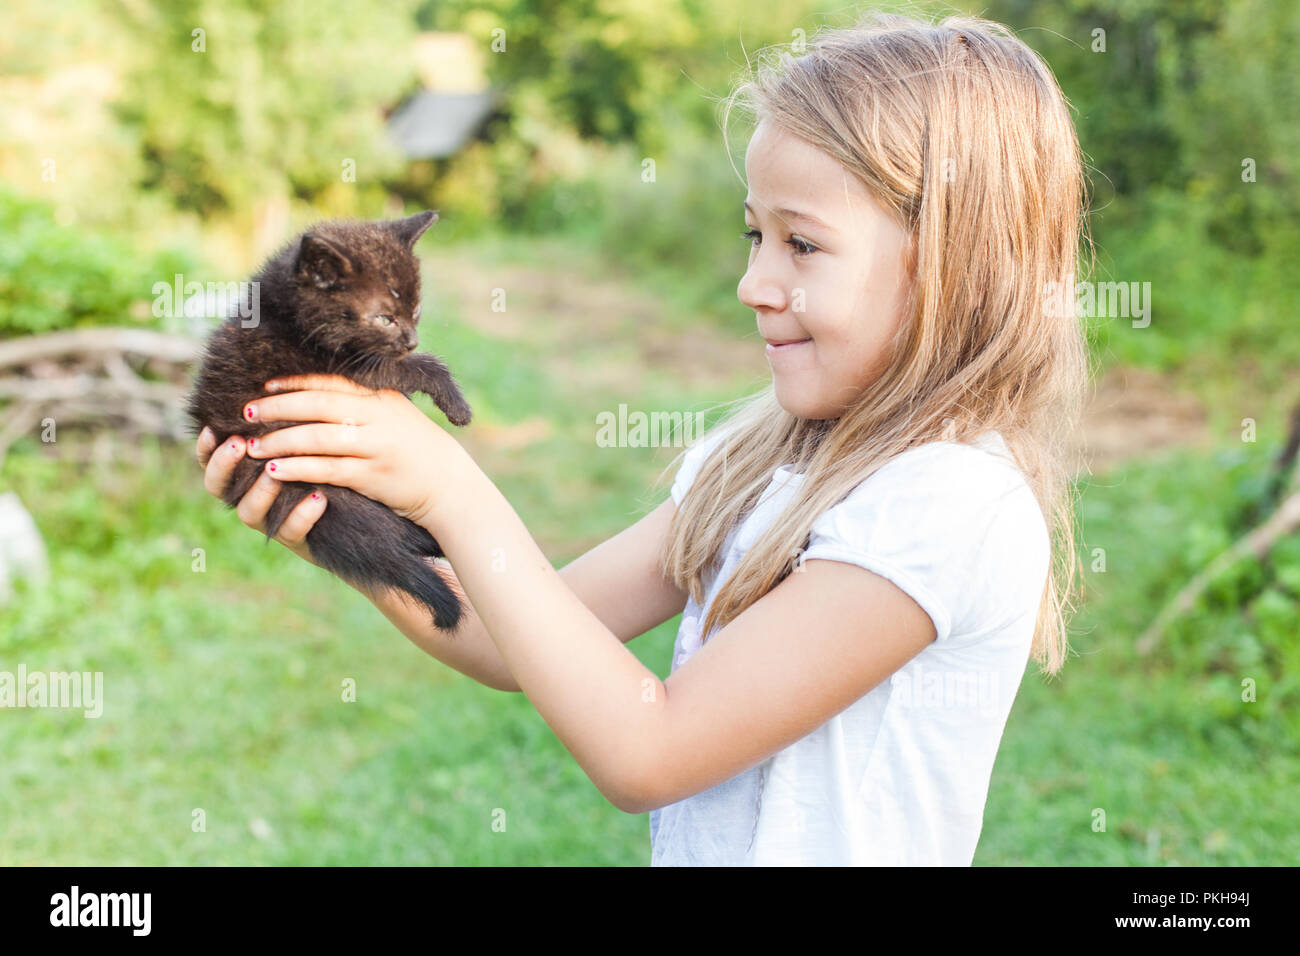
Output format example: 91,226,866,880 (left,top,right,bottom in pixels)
402,330,418,350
